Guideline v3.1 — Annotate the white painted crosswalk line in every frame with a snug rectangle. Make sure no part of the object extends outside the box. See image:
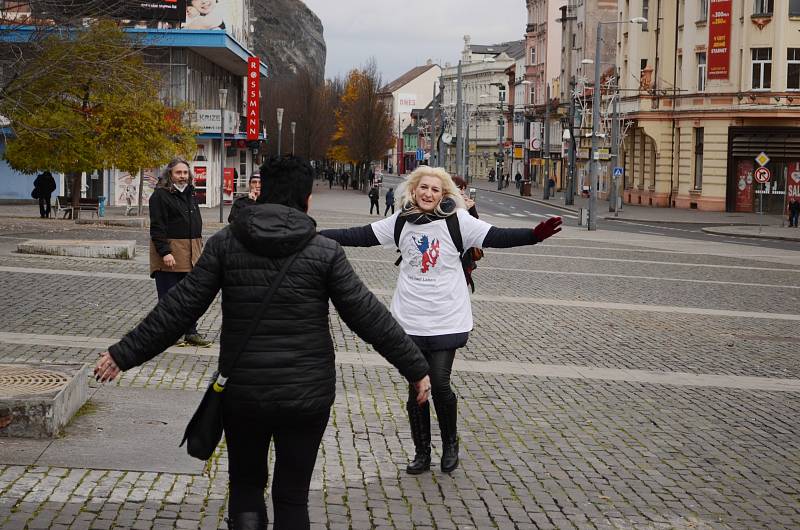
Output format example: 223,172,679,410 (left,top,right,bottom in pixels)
511,213,526,217
562,214,578,219
494,213,509,217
